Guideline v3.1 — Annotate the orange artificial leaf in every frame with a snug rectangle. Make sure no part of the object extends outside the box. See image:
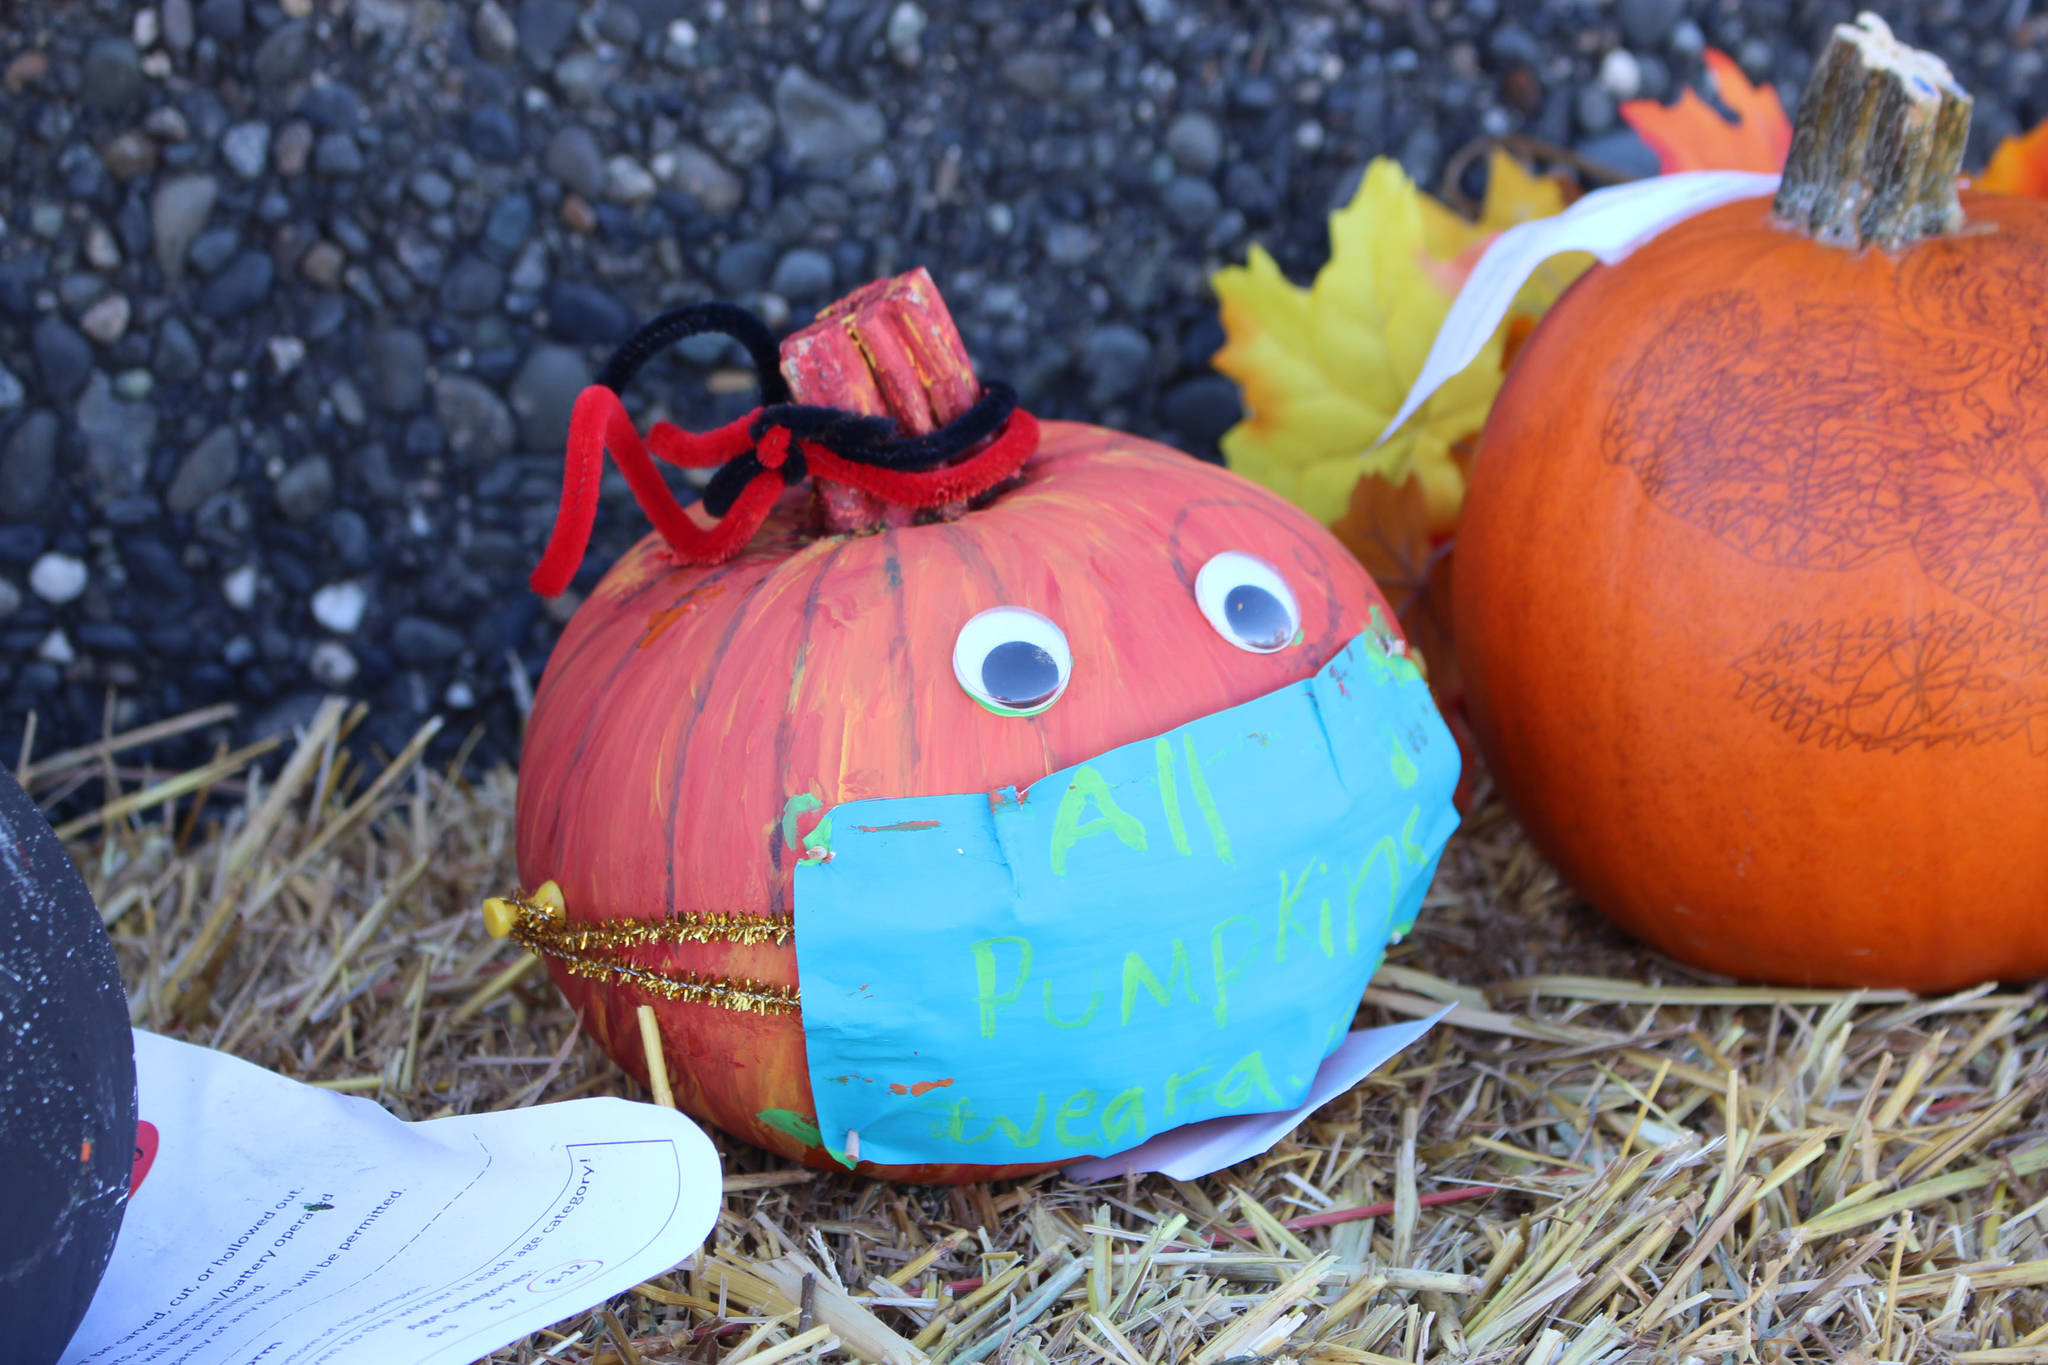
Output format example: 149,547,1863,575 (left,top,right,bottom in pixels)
1978,114,2048,198
1329,443,1480,811
1620,48,1792,174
